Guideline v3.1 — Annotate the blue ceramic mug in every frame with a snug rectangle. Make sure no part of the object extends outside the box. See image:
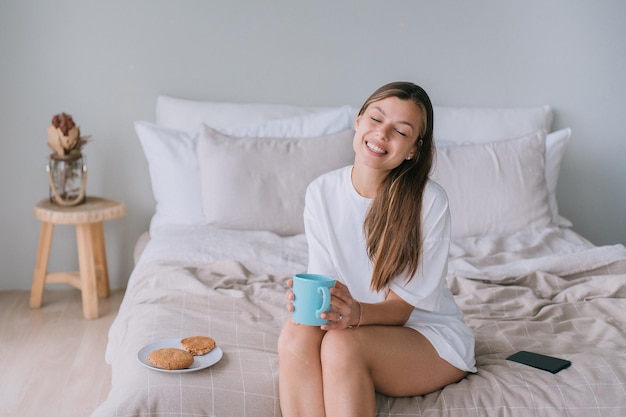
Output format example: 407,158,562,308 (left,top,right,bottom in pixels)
292,273,336,326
